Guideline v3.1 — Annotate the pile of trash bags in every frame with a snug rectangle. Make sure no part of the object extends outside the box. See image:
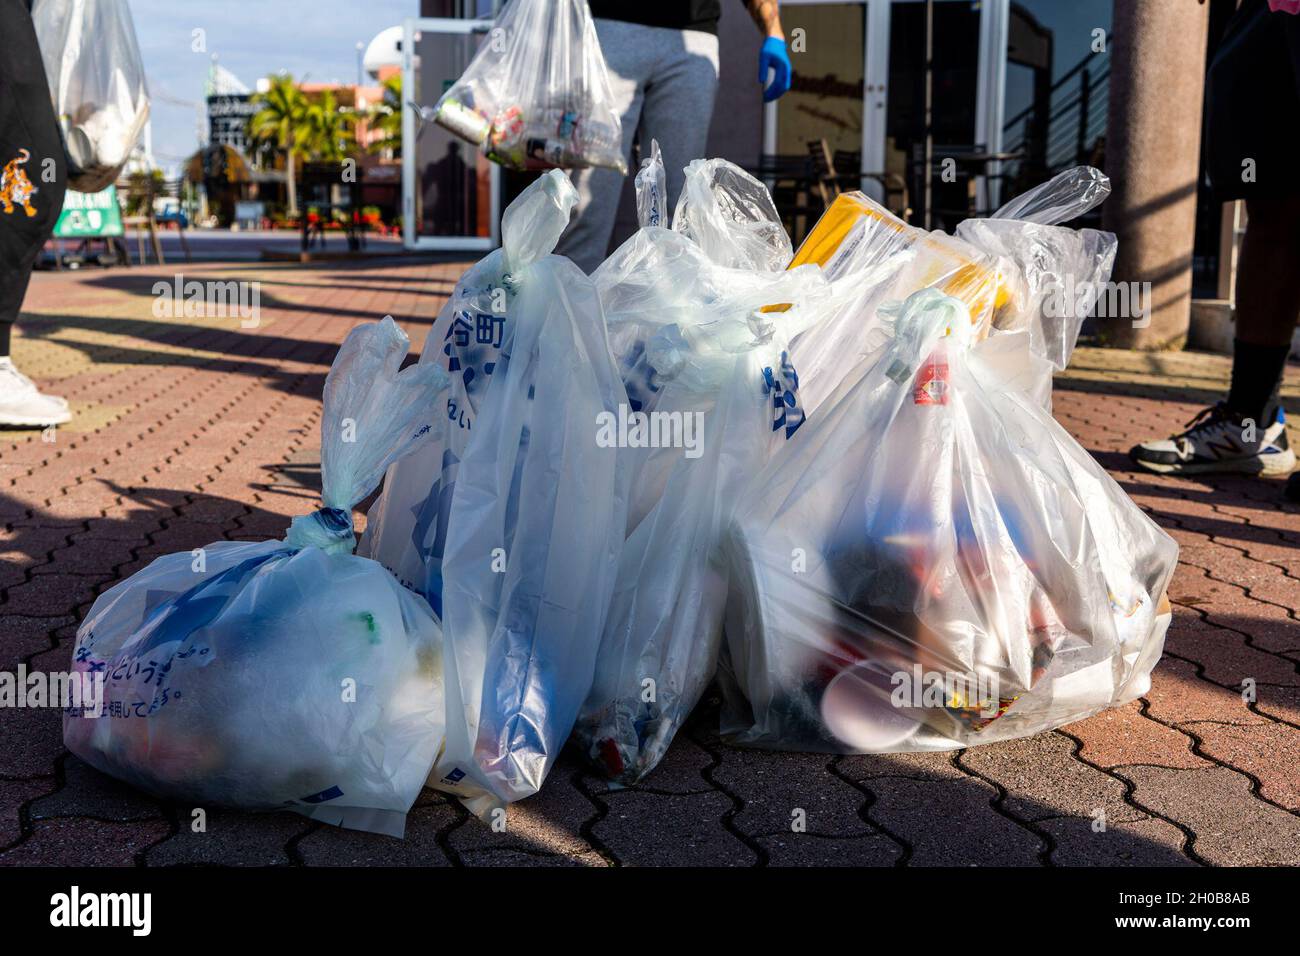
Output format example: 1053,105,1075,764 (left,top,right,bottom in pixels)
431,0,626,173
66,149,1177,834
33,0,151,193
